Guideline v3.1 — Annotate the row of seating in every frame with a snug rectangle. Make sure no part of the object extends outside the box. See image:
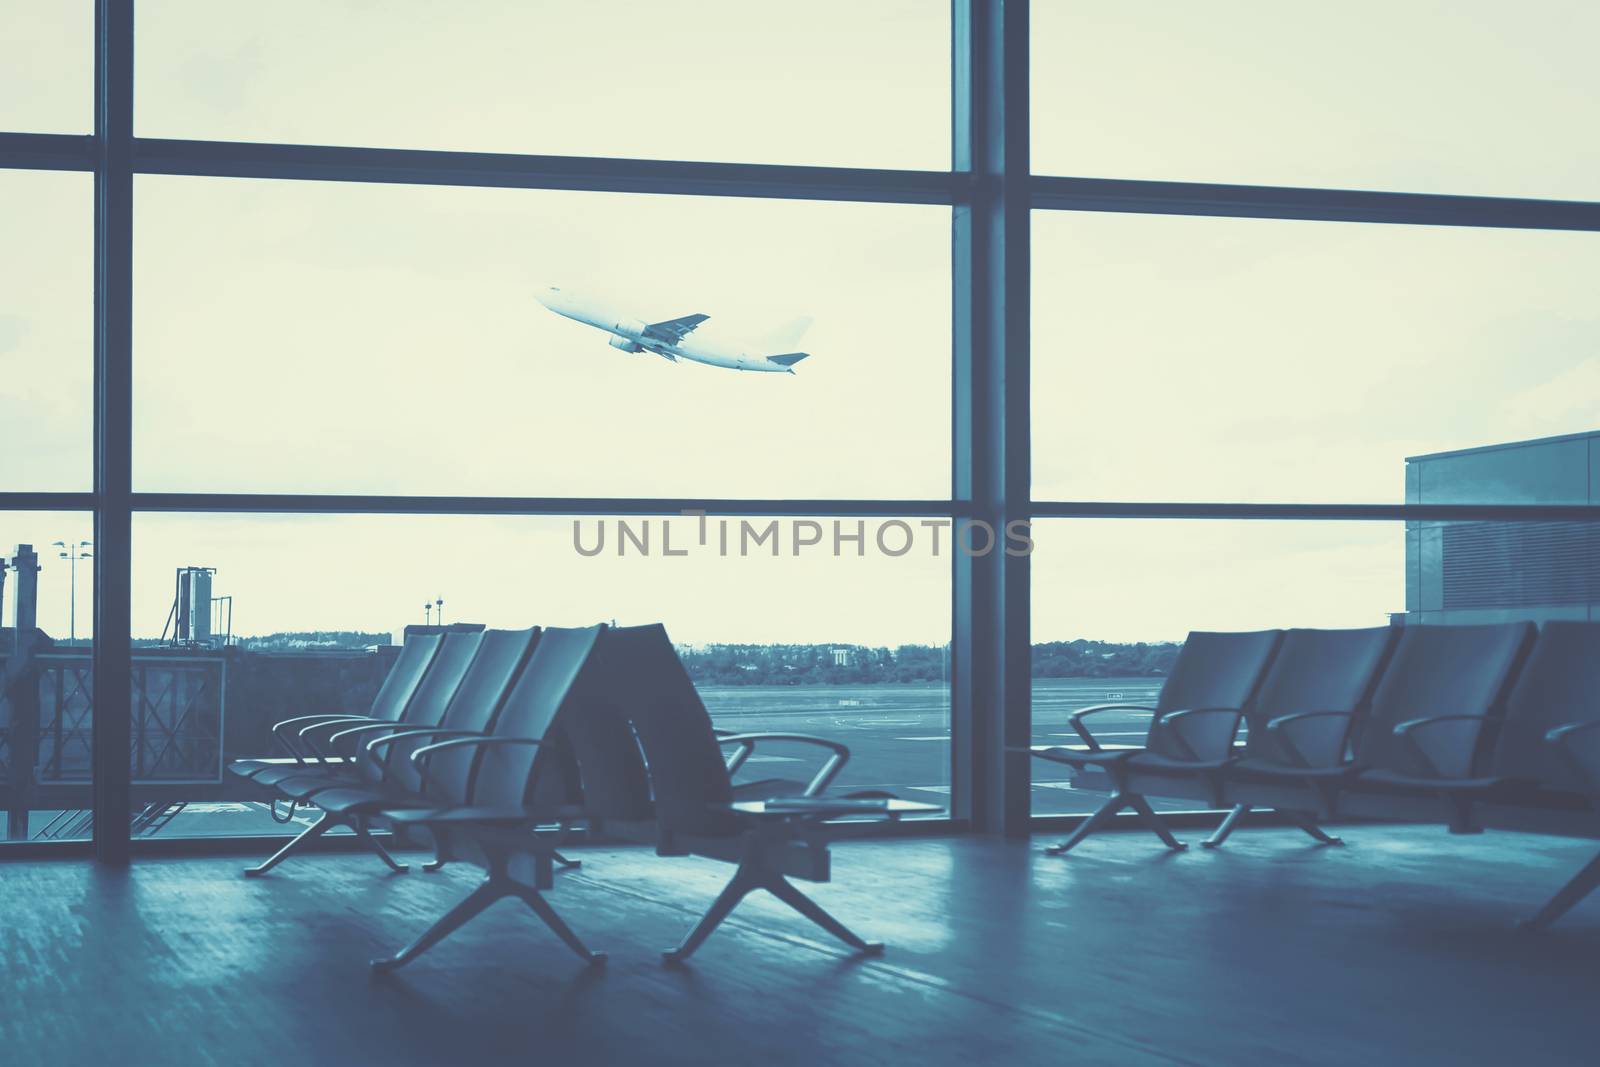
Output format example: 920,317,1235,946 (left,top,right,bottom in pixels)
1030,621,1600,929
229,624,936,970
